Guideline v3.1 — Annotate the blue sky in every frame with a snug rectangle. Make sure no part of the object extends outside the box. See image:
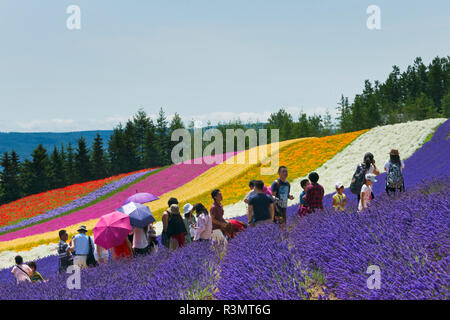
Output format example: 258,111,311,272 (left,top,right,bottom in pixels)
0,0,449,132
